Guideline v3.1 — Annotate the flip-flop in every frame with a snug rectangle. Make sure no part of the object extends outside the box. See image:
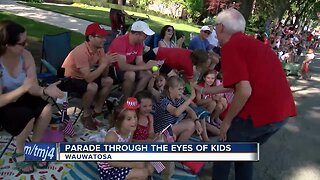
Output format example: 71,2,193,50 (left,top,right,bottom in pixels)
13,150,34,174
34,161,49,169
